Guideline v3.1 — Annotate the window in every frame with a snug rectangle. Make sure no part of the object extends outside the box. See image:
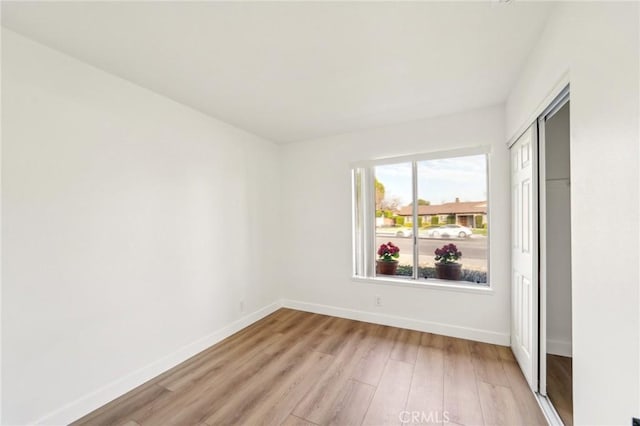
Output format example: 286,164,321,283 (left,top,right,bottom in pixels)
352,148,489,286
